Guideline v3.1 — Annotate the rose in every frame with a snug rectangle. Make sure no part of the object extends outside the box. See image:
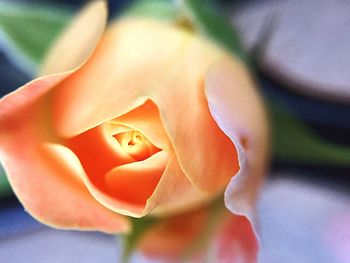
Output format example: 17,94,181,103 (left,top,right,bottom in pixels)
0,1,268,259
0,0,268,245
